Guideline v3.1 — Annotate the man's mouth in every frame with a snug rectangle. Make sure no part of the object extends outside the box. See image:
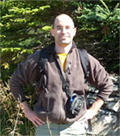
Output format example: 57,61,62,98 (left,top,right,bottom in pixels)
60,36,69,39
